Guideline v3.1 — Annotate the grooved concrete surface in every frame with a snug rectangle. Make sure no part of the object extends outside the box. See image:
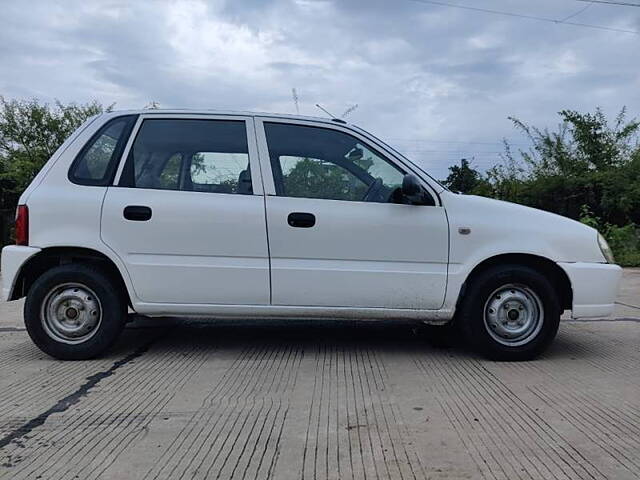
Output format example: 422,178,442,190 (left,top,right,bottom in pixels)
0,270,638,480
